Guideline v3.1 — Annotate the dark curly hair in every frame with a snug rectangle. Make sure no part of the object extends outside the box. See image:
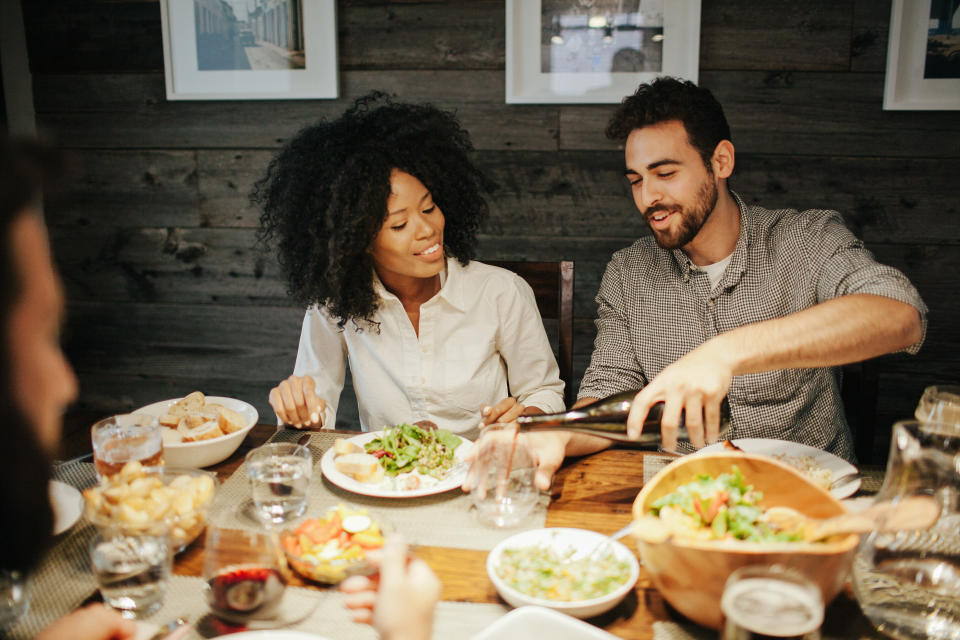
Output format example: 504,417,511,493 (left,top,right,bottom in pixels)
253,92,492,327
606,77,731,169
